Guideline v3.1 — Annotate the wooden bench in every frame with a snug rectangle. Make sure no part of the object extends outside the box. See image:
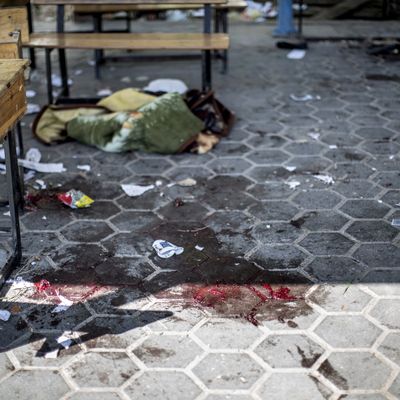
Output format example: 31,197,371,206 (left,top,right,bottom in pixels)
5,1,229,103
